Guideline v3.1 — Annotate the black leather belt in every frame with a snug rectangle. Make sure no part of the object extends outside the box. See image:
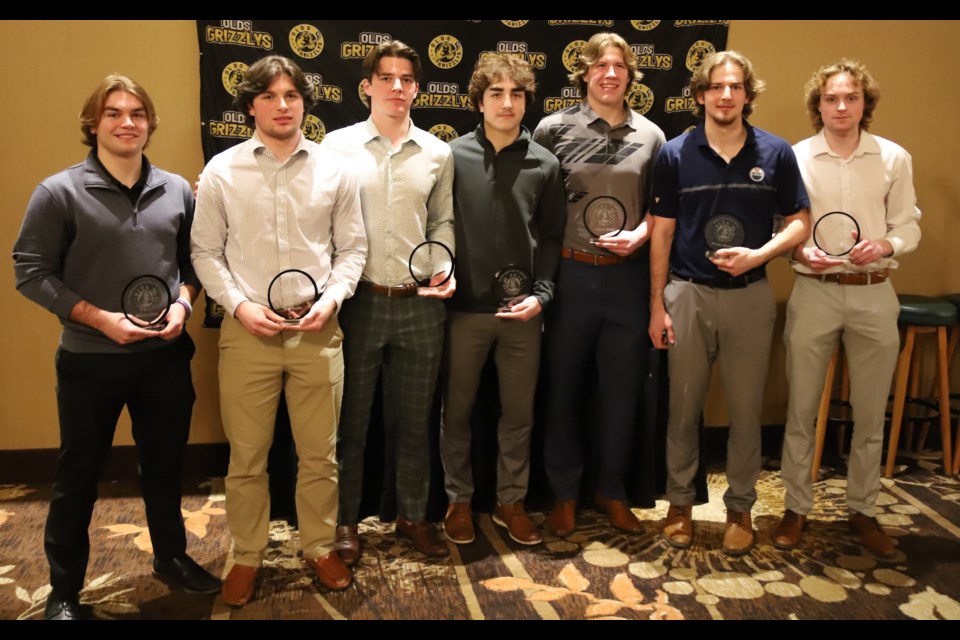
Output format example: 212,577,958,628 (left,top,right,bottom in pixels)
672,270,766,290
